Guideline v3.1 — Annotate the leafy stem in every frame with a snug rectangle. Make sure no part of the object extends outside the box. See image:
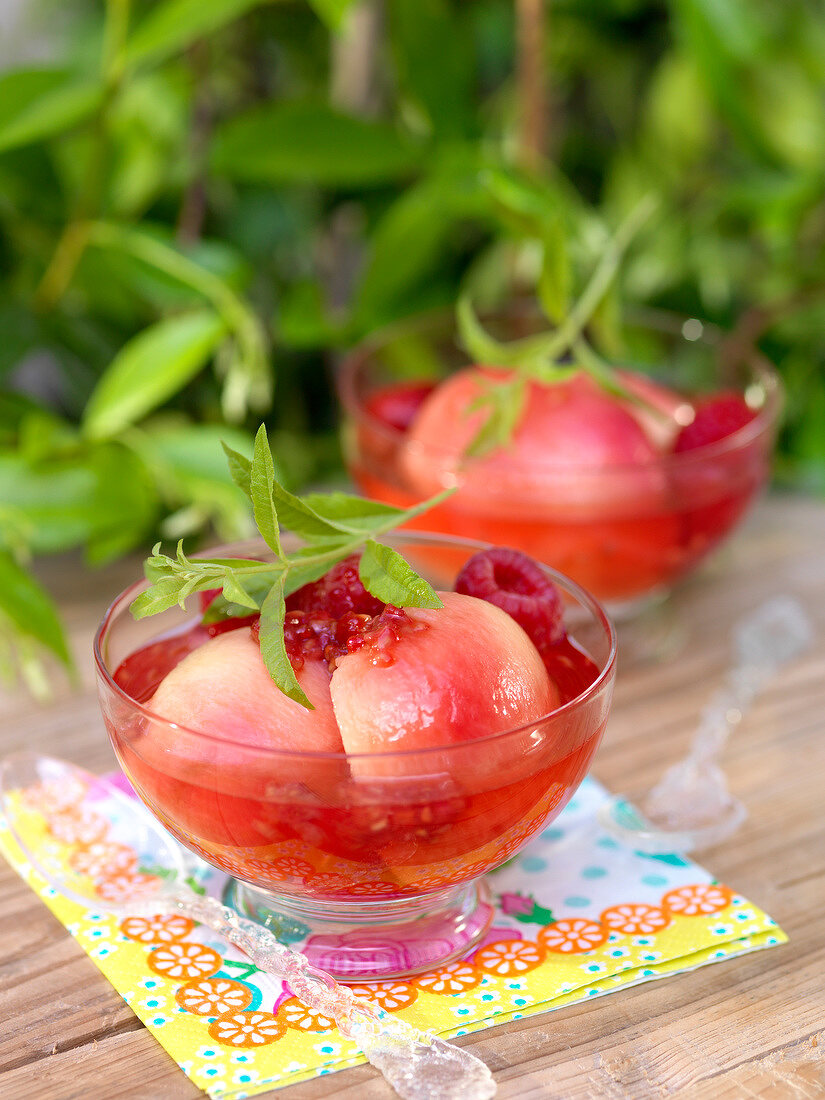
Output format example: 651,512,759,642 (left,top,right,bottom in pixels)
86,221,271,420
131,425,452,707
458,194,660,457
